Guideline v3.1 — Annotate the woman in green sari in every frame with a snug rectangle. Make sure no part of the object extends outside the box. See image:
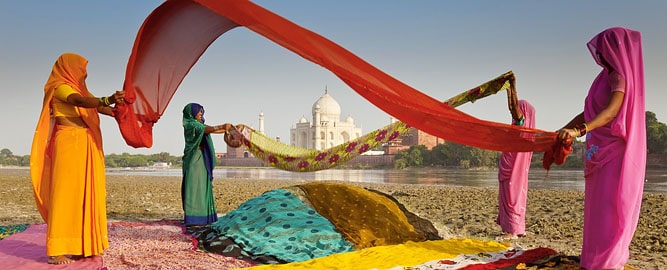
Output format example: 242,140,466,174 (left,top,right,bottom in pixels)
182,103,231,226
